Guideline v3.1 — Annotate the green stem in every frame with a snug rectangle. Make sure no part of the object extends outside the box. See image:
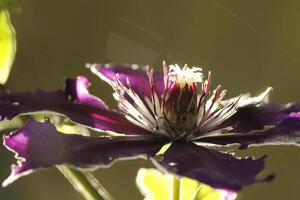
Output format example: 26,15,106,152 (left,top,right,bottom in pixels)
57,165,113,200
171,176,180,200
